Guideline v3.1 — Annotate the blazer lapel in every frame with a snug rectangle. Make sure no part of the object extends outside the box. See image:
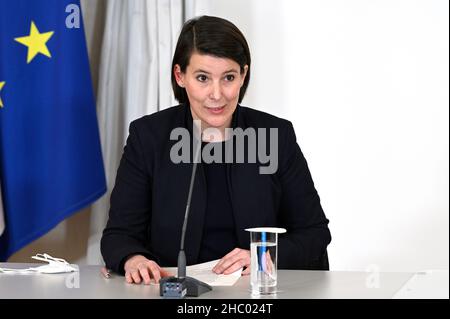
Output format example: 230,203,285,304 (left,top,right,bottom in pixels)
226,106,259,249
